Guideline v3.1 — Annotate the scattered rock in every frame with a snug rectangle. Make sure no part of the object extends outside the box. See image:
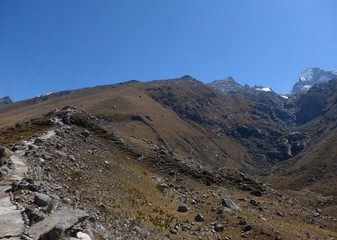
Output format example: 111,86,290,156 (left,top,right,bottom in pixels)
243,224,252,232
221,198,241,210
249,199,259,207
55,129,65,137
76,231,92,240
214,223,224,232
177,205,188,212
73,189,80,199
195,214,205,222
250,190,262,197
239,184,253,191
47,199,60,213
81,130,90,138
0,166,11,175
0,146,11,158
276,211,284,217
48,108,60,116
34,138,44,144
34,192,52,207
238,220,247,225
